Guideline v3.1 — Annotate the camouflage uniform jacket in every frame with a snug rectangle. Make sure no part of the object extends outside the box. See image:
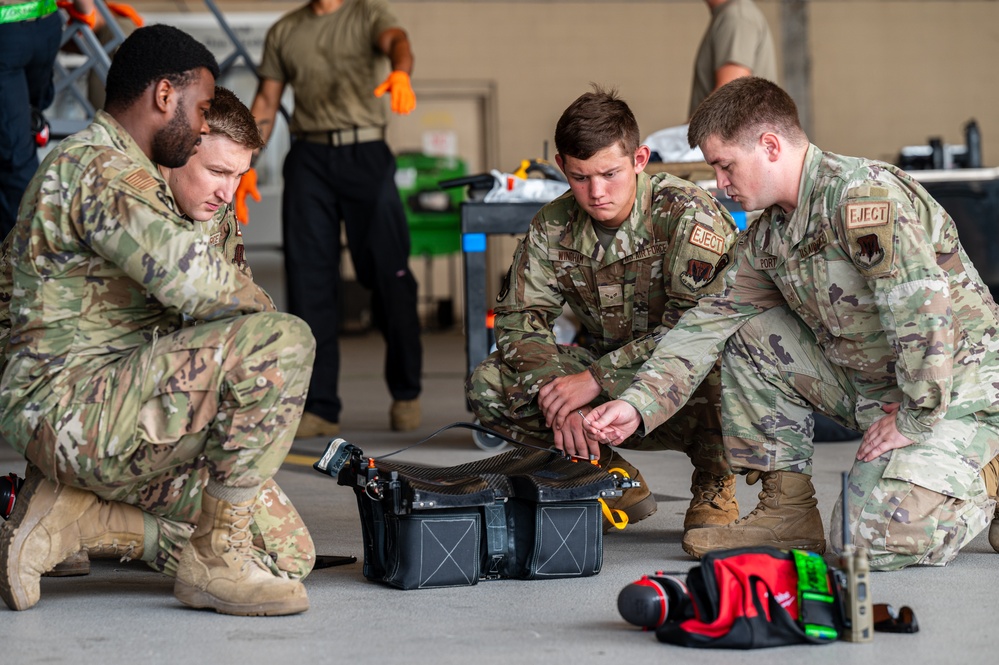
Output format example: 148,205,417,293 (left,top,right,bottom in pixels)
621,145,999,483
494,170,737,414
0,111,274,441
